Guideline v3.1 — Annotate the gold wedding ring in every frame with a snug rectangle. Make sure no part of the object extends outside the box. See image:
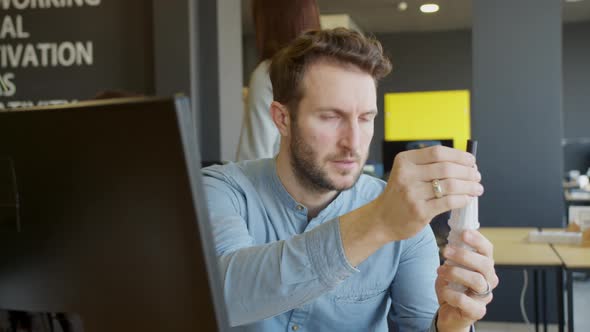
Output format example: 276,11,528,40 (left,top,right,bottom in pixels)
432,179,443,199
